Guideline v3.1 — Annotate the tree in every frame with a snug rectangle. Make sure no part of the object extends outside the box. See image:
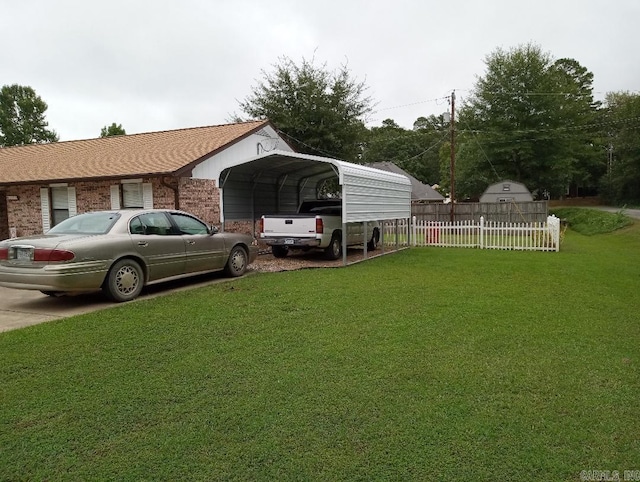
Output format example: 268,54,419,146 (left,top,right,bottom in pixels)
100,123,126,137
0,84,58,147
238,56,374,162
454,44,601,199
600,91,640,204
360,116,446,185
